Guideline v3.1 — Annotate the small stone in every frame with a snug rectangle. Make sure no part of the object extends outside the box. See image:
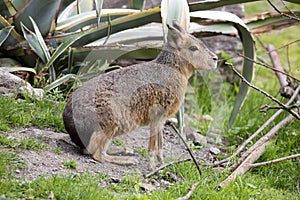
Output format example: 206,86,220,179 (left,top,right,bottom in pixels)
140,183,156,191
160,179,172,187
209,147,221,155
165,118,178,126
0,194,6,200
48,191,54,200
15,169,20,174
186,129,207,146
89,159,97,164
48,139,58,148
198,114,214,122
33,129,43,137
